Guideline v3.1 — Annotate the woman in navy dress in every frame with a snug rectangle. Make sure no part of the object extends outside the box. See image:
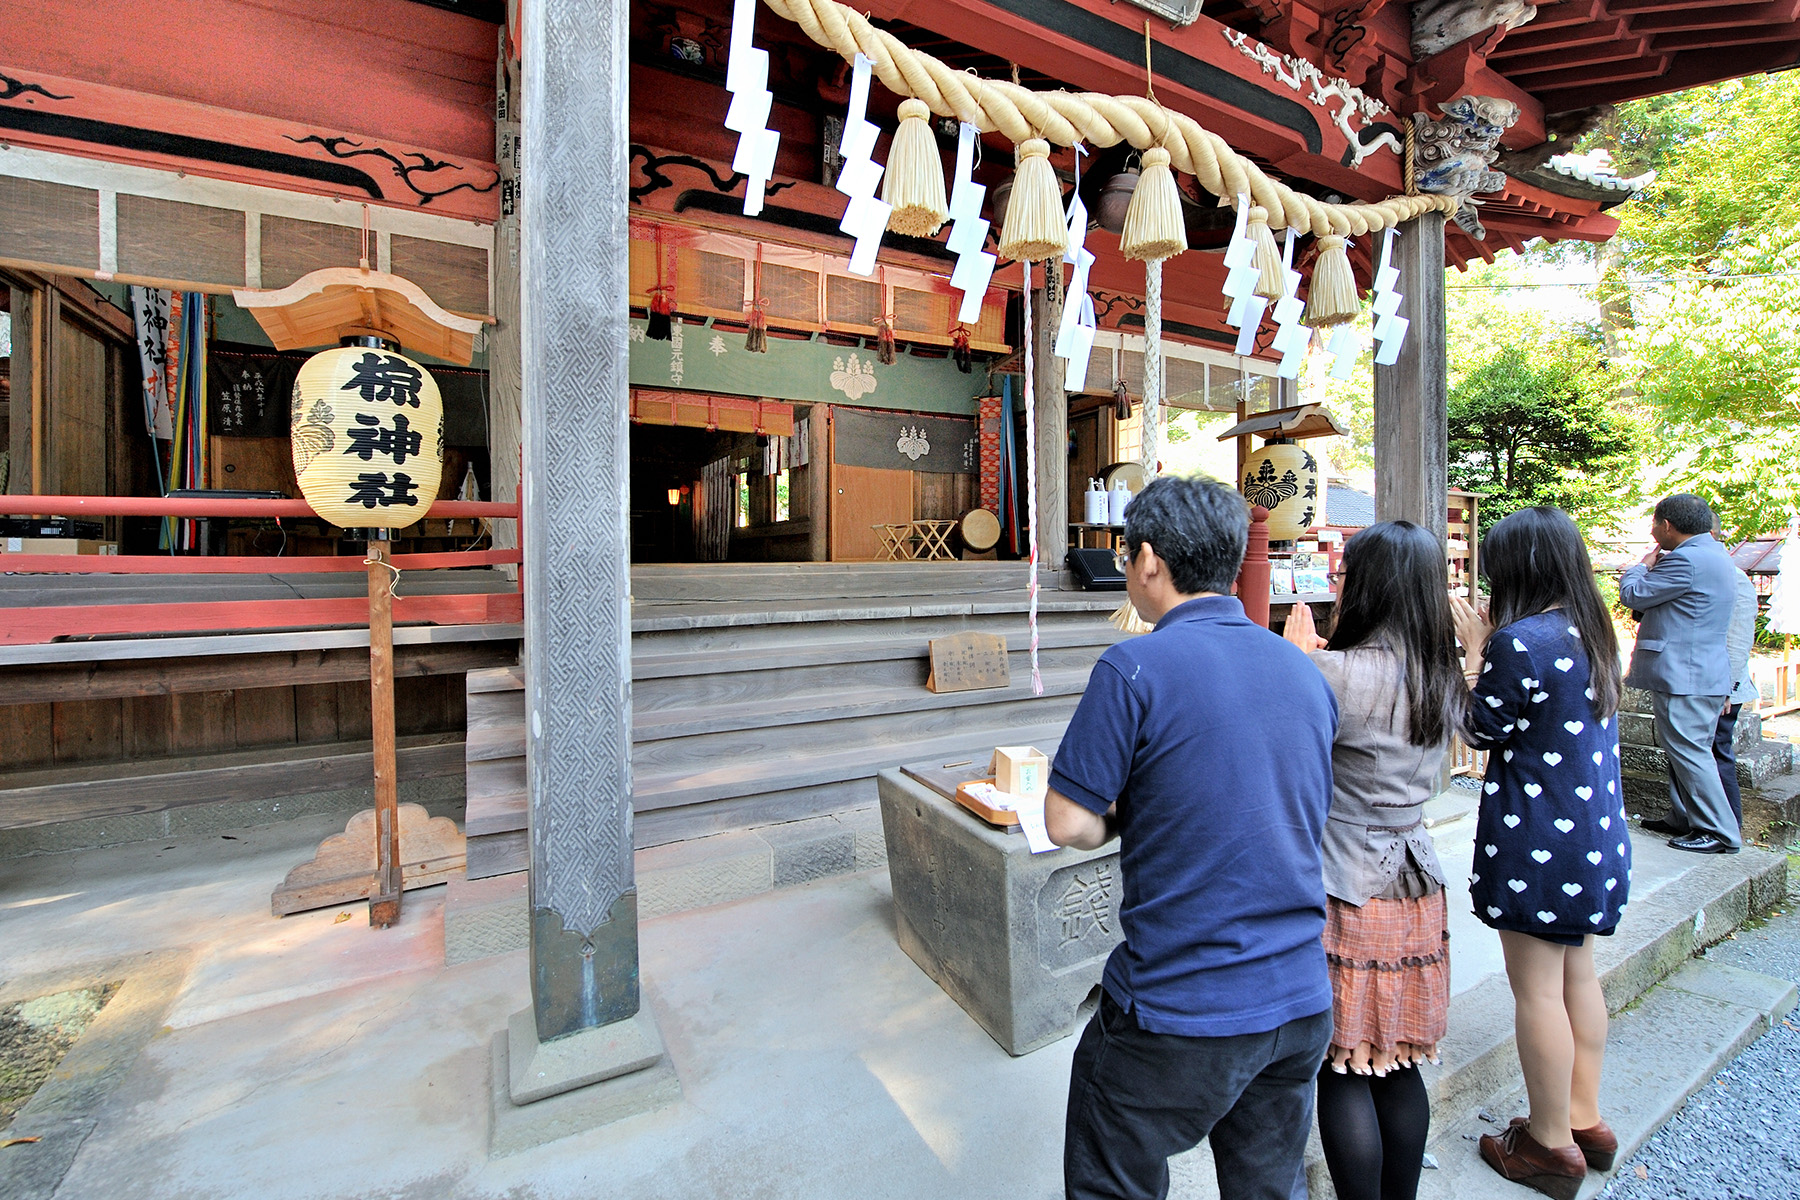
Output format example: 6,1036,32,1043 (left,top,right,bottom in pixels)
1452,507,1629,1200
